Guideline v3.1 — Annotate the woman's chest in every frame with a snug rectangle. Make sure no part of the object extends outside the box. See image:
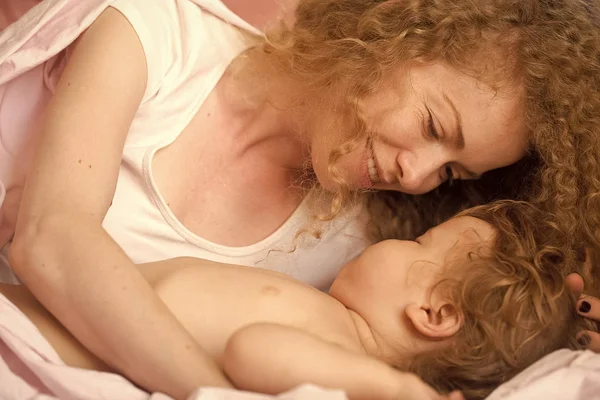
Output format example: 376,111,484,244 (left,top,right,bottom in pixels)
150,96,305,247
